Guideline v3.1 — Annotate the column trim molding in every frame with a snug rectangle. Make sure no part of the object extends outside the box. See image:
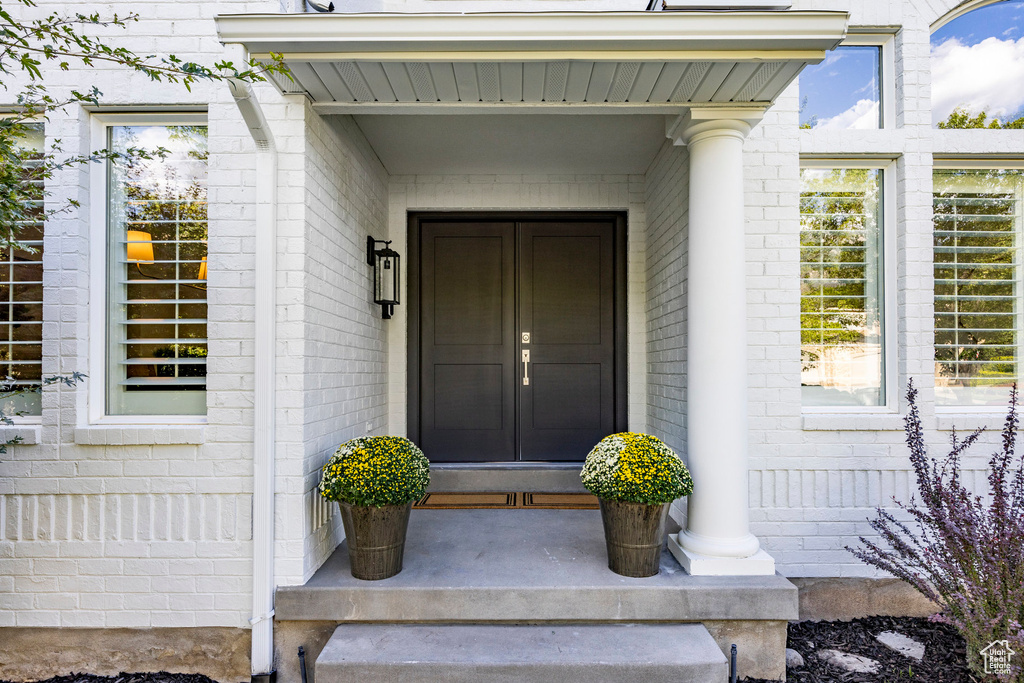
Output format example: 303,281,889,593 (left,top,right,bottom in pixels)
665,106,768,146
